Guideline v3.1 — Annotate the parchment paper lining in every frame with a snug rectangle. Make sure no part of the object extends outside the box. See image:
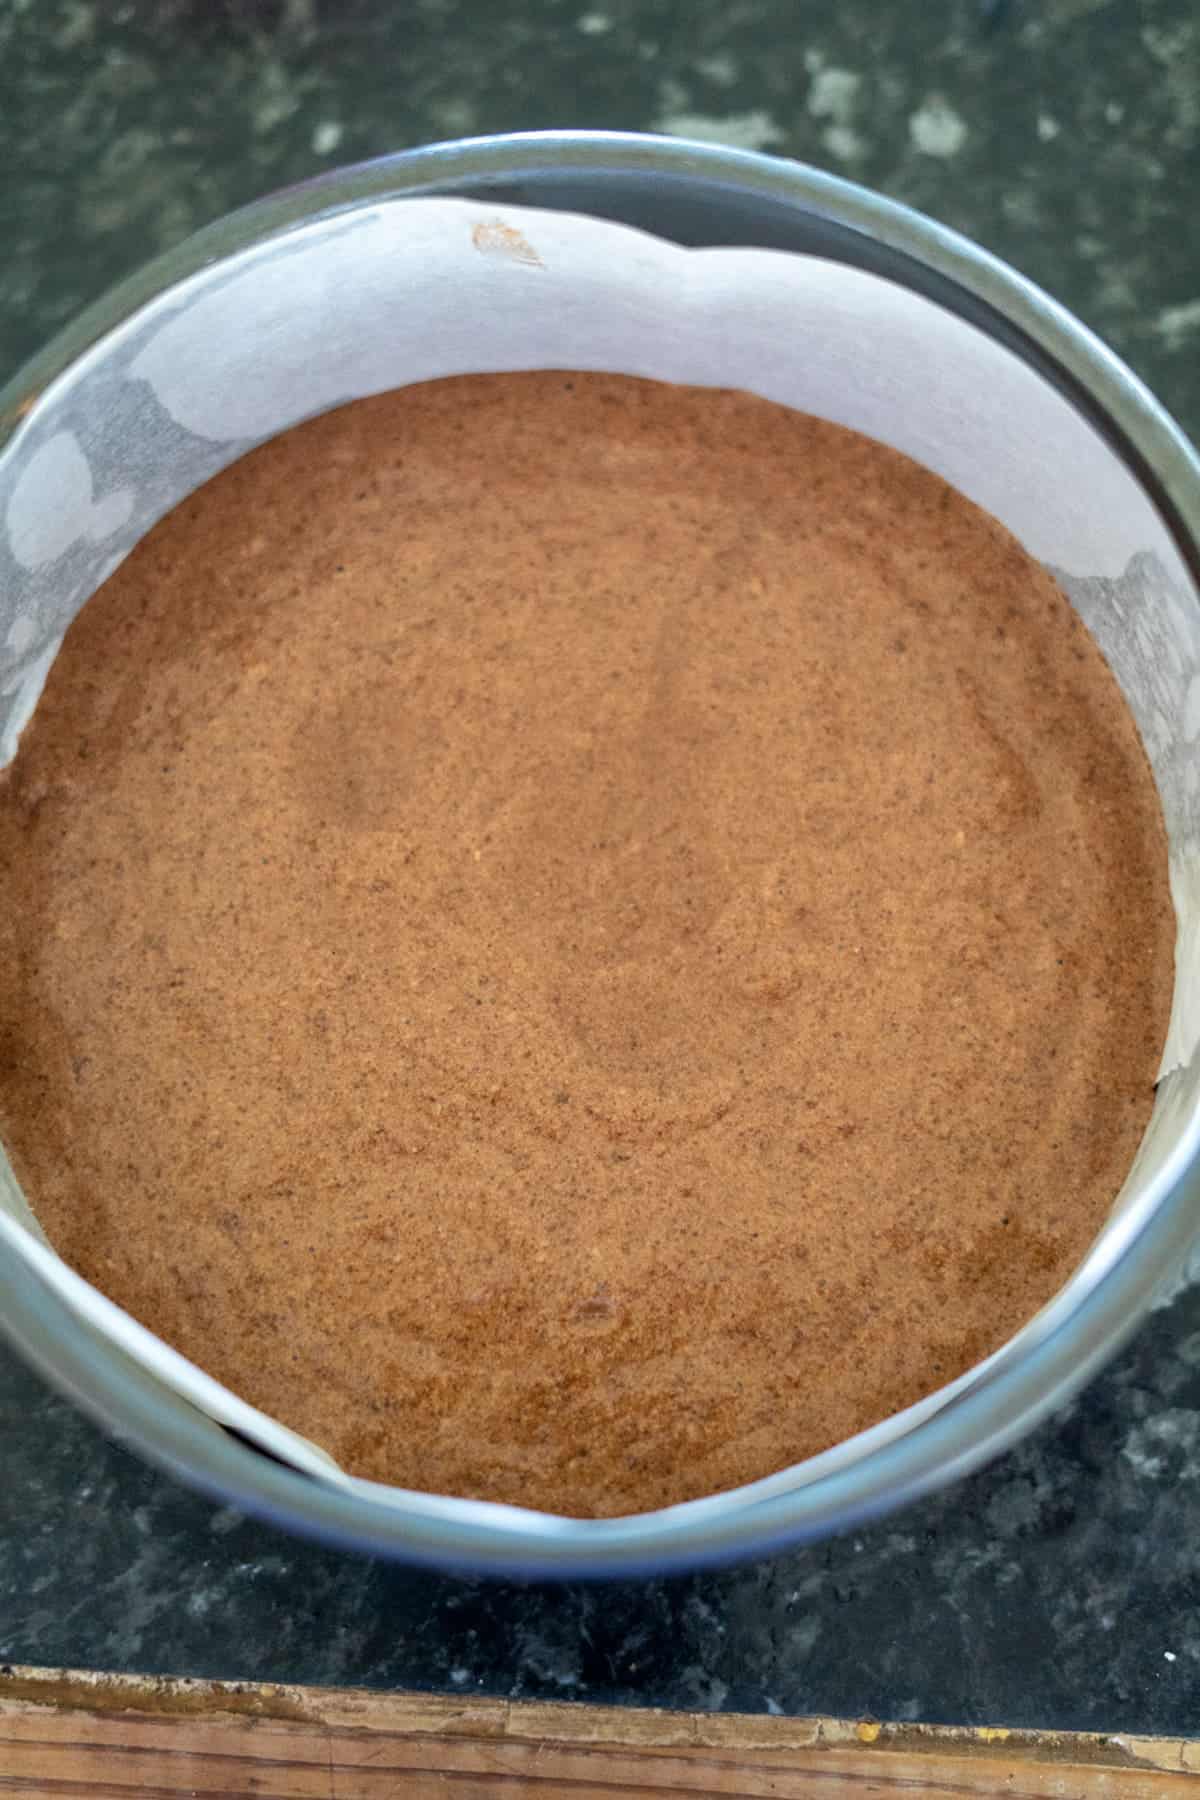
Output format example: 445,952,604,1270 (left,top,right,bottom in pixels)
1,197,1197,1516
